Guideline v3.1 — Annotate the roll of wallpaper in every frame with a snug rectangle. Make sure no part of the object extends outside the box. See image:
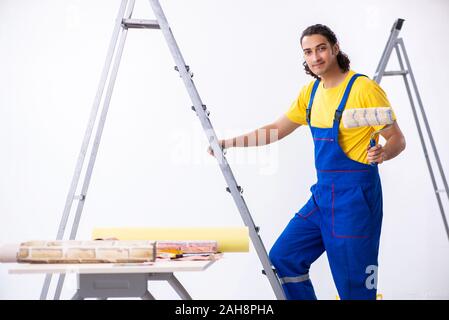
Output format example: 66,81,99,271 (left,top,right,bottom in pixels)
0,243,20,263
92,227,249,253
1,240,157,263
0,239,222,263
